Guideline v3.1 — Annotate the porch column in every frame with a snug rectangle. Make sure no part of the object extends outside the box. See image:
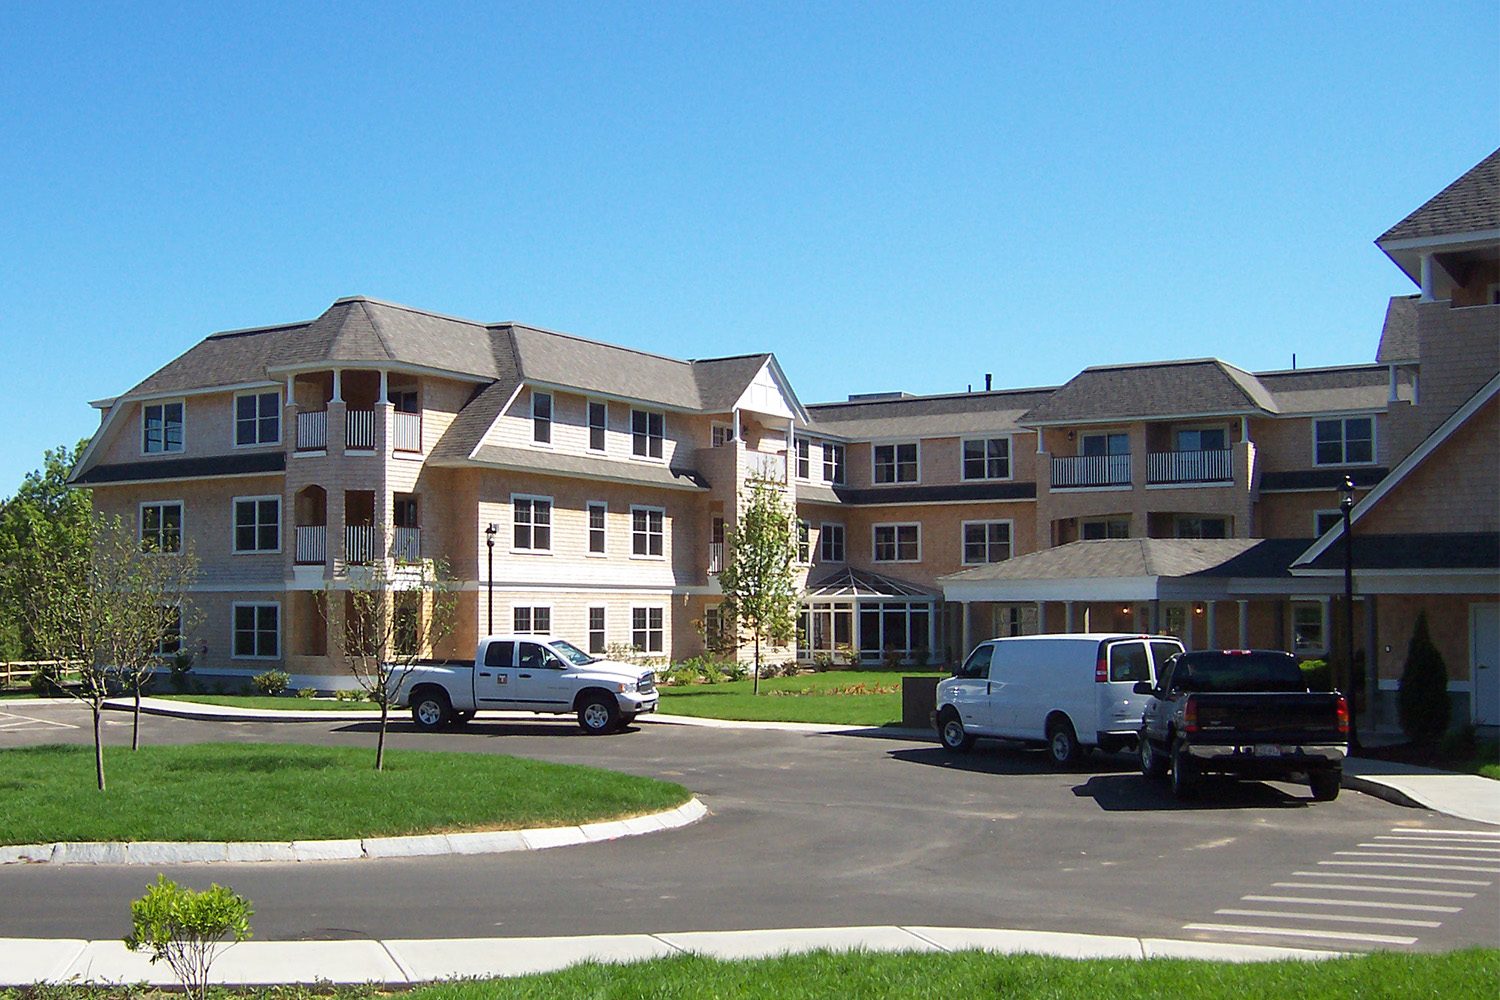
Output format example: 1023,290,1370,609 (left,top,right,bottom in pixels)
1150,599,1161,634
332,369,343,403
1037,601,1048,635
1205,601,1217,651
1419,252,1435,302
1238,600,1250,648
1064,601,1075,633
378,370,389,405
961,602,972,658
